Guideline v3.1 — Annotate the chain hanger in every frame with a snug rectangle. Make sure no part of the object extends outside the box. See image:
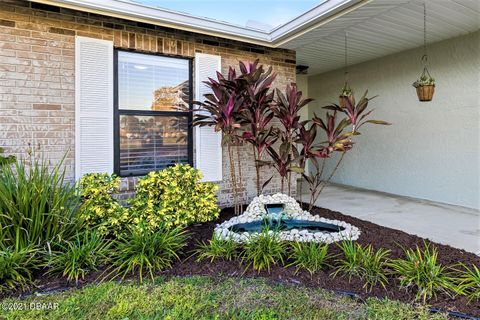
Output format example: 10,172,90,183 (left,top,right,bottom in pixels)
421,1,431,78
422,1,427,66
344,30,349,82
